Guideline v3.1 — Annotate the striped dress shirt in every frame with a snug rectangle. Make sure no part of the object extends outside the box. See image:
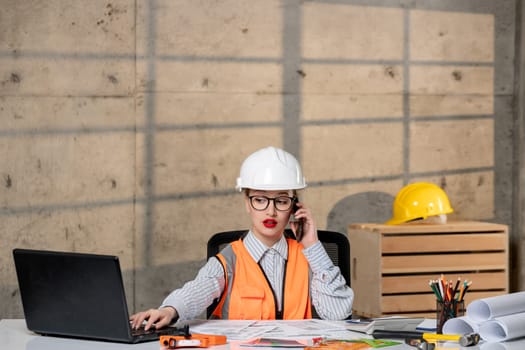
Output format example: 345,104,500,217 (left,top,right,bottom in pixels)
161,231,354,321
